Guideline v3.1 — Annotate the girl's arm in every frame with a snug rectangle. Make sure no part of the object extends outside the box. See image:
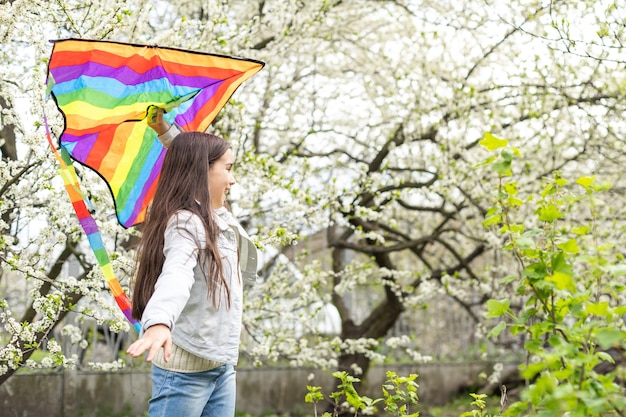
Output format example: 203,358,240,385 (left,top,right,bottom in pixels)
126,212,201,362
